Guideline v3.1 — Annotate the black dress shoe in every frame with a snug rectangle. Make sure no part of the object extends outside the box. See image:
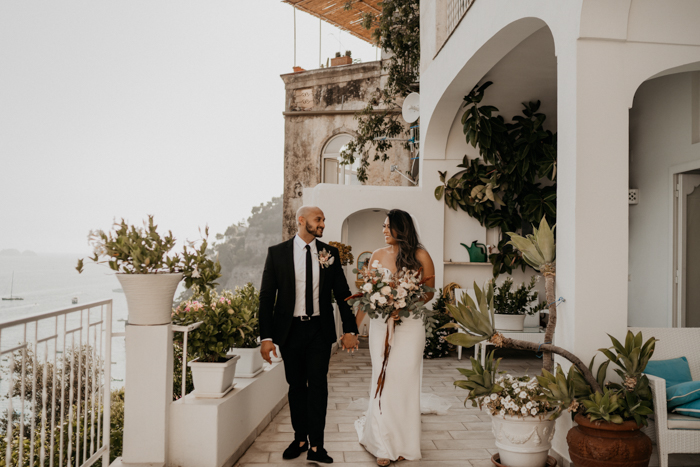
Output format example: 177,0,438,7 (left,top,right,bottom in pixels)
282,440,308,459
307,447,333,464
